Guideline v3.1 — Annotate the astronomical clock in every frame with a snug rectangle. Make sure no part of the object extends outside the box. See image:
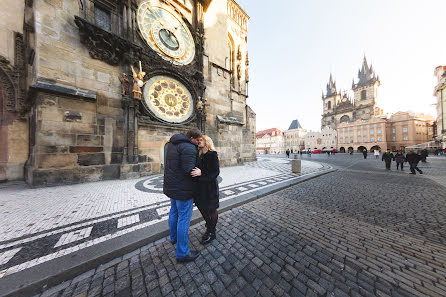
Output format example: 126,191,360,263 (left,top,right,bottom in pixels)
137,0,195,66
136,0,199,125
142,75,193,124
